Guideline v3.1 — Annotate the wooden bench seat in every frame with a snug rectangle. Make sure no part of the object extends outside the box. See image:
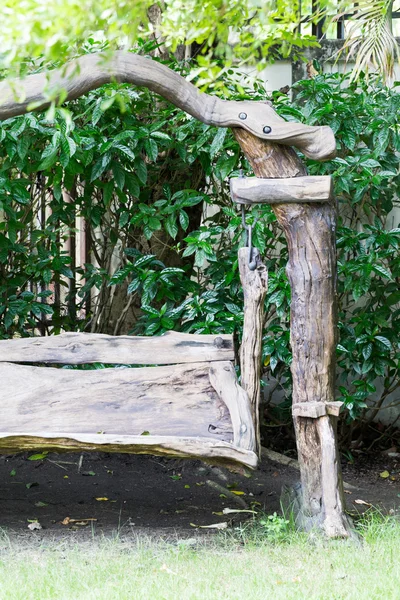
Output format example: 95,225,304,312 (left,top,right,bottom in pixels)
0,332,258,468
